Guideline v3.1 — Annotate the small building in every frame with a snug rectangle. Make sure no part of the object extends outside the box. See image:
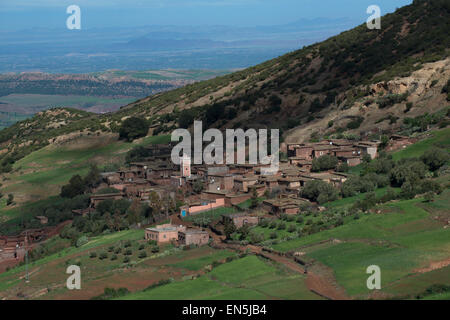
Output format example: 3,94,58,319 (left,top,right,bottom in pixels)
354,141,379,160
233,176,258,193
89,193,124,208
262,198,304,216
222,213,259,229
178,229,209,246
207,173,234,192
145,224,186,244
